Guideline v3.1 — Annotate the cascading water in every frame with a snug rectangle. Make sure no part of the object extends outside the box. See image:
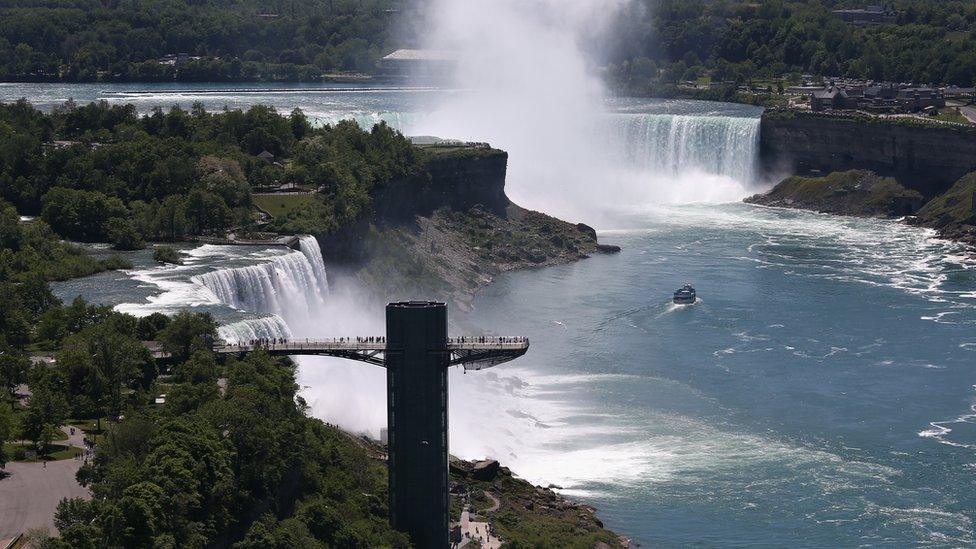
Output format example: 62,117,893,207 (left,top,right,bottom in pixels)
608,113,760,184
191,235,330,326
298,235,329,291
218,315,293,343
